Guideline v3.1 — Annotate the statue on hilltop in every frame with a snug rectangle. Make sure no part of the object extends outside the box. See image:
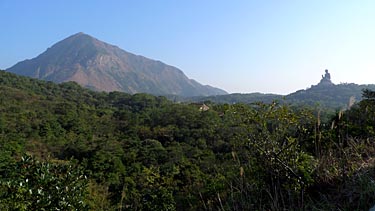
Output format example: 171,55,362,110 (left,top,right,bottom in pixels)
322,69,331,81
319,69,333,86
